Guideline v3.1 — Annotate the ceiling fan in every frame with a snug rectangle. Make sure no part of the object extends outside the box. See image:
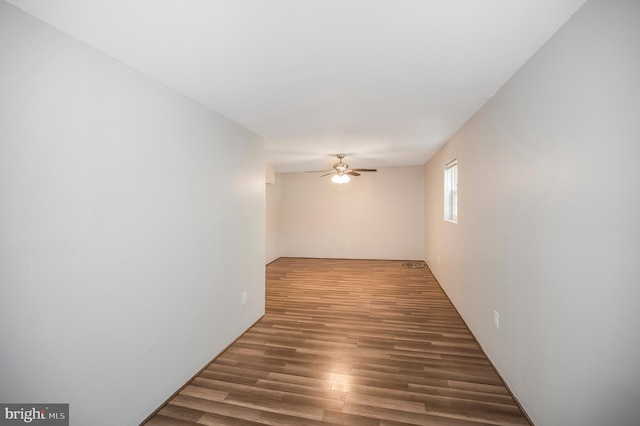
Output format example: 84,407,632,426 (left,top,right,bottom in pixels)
308,154,377,184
